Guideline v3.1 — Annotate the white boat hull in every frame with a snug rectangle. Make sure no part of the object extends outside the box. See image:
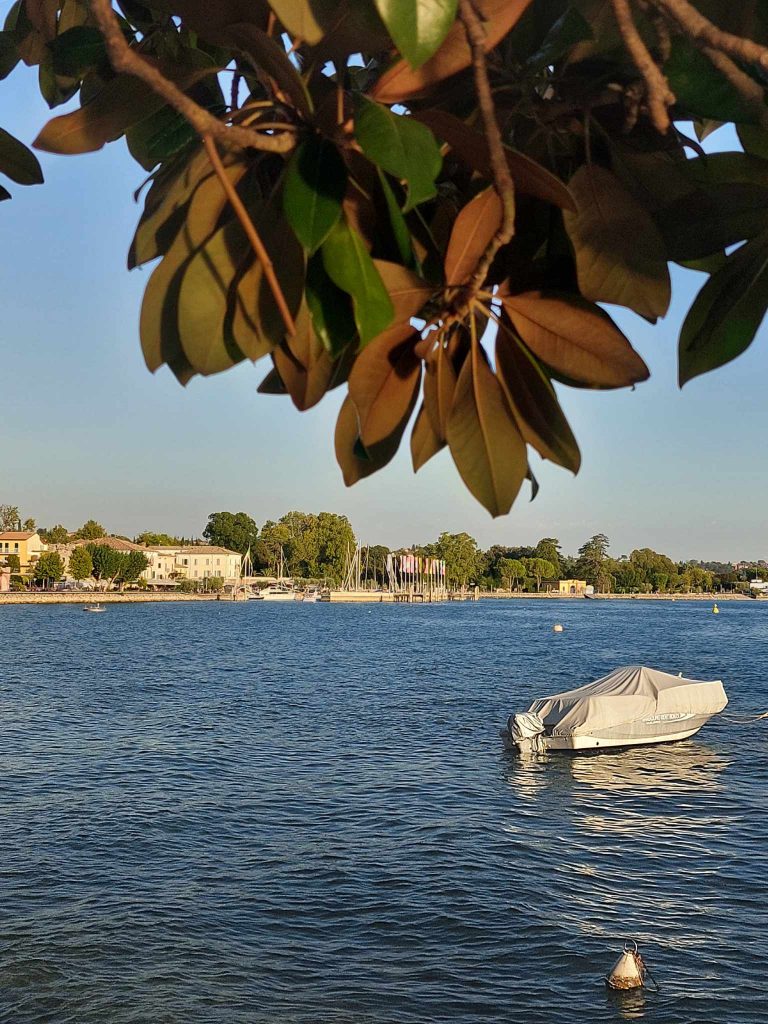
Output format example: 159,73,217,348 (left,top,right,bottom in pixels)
502,715,714,753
